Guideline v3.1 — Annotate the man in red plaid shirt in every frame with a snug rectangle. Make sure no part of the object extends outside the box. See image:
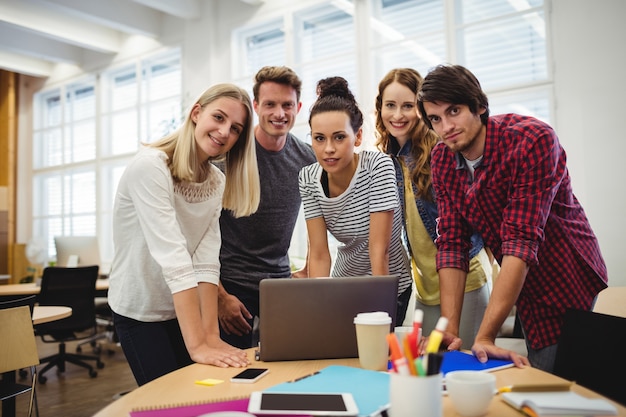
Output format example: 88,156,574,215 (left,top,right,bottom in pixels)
417,64,607,373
